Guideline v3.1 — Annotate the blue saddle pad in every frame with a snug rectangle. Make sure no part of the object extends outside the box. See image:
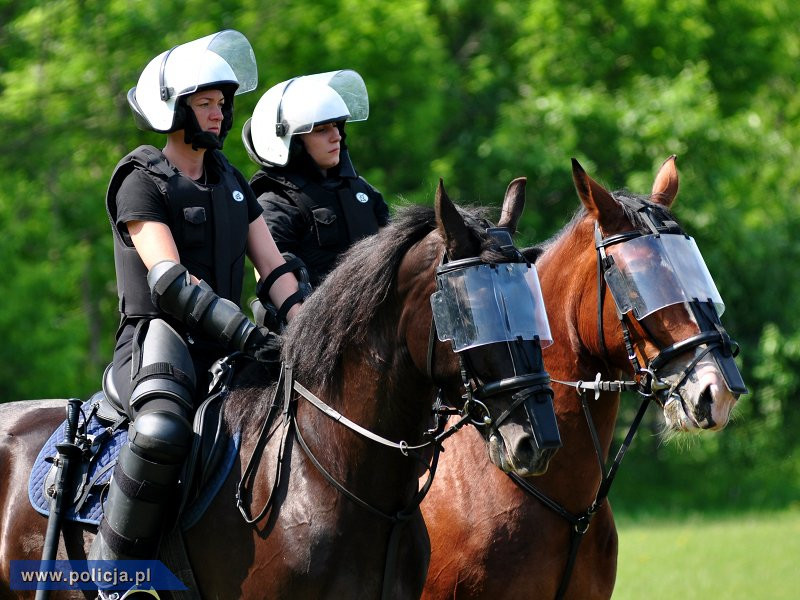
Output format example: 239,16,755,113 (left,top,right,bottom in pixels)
29,411,240,530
